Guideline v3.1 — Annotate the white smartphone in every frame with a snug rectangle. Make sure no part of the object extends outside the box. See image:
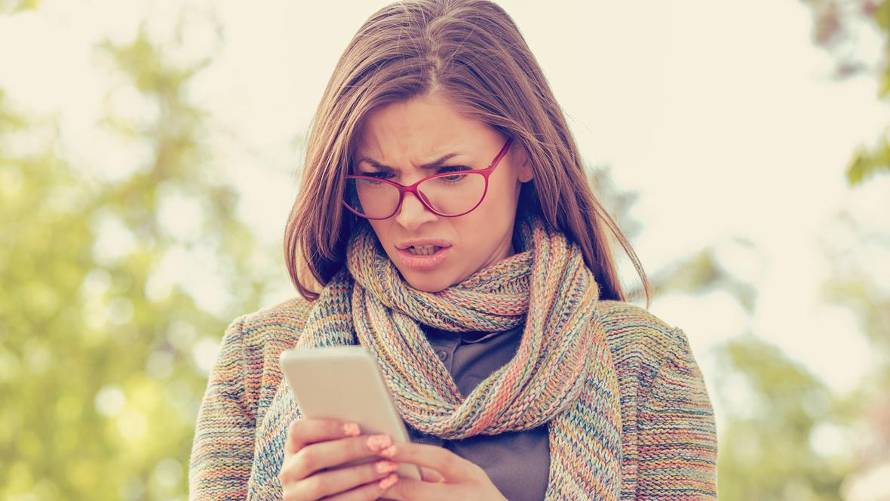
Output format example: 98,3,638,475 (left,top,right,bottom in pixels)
279,345,422,481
